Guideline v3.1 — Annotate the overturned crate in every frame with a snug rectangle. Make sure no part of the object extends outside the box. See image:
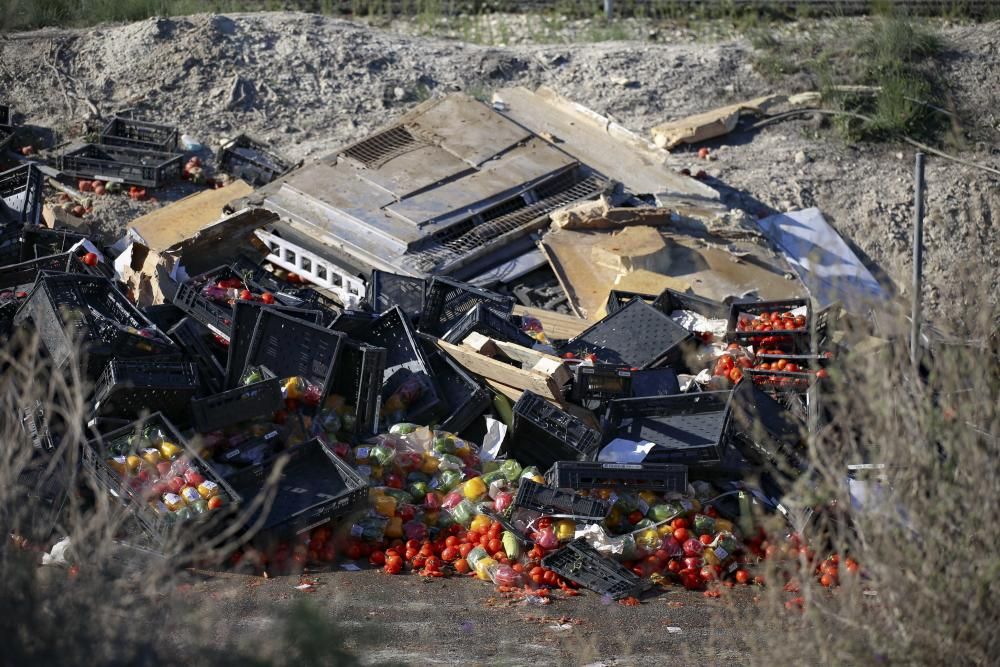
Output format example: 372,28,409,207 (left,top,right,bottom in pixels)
543,538,650,600
1,163,44,226
603,391,735,465
217,134,295,186
59,144,183,188
100,116,179,153
13,273,178,378
509,391,602,471
226,438,368,541
559,298,694,369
